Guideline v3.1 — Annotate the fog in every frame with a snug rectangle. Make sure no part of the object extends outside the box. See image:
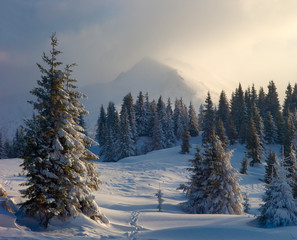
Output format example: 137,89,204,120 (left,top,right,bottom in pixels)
1,0,297,100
